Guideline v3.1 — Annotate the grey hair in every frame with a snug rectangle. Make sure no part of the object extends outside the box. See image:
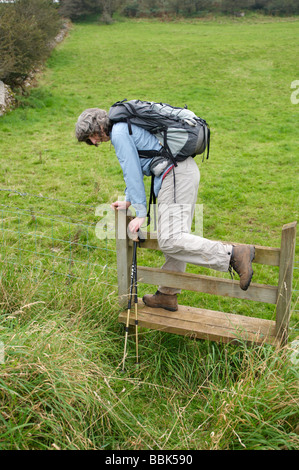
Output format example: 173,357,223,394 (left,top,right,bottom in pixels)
75,108,112,144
